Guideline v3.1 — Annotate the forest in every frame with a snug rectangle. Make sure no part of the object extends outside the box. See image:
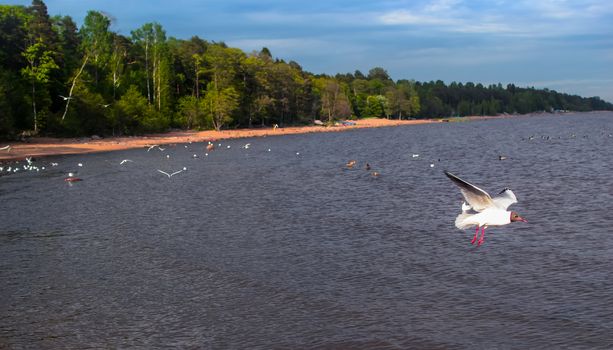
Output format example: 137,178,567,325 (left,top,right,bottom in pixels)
2,1,612,138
